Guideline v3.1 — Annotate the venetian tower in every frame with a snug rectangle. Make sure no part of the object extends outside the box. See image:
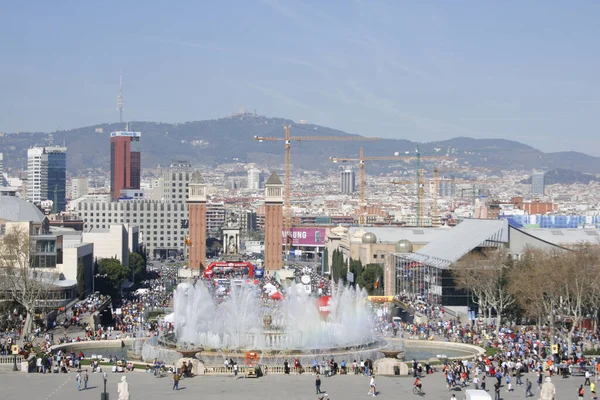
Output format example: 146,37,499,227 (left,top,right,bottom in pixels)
264,172,283,270
187,170,207,269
